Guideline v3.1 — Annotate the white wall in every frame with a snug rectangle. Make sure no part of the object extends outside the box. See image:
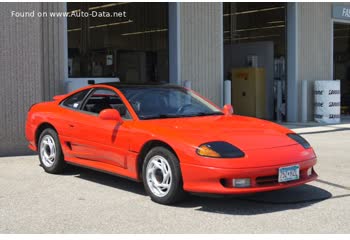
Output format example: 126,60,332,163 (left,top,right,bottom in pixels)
296,2,333,121
178,2,223,106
